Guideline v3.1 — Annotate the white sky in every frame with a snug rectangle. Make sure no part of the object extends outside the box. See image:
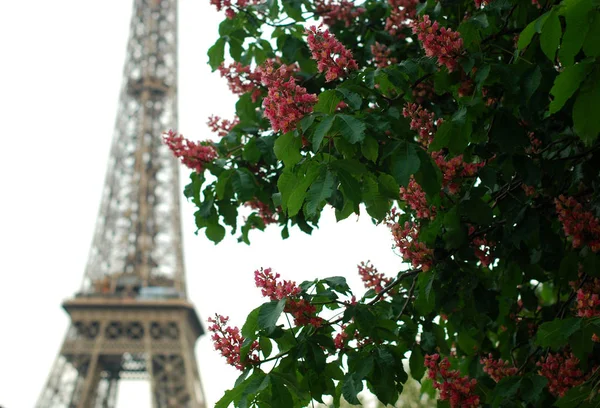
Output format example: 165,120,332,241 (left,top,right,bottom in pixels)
0,2,402,407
